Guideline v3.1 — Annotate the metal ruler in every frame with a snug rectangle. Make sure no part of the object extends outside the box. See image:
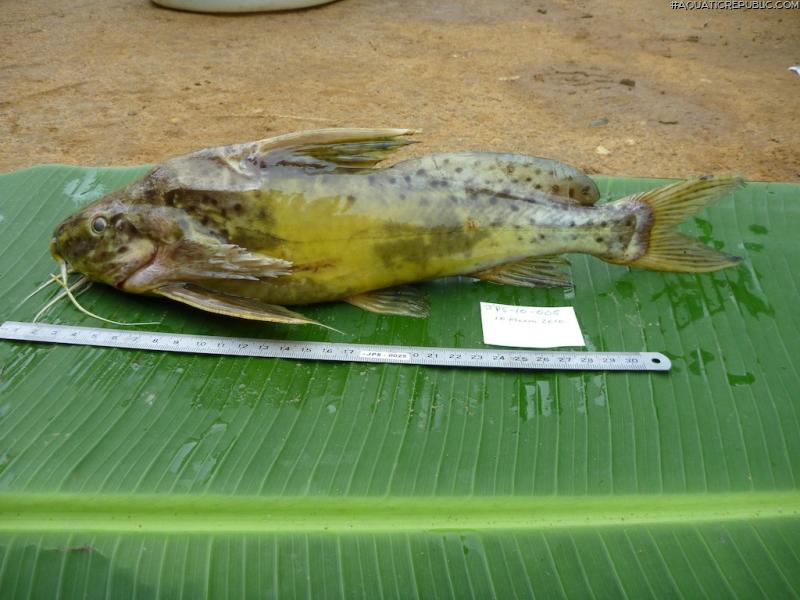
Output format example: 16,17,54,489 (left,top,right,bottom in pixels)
0,321,671,372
